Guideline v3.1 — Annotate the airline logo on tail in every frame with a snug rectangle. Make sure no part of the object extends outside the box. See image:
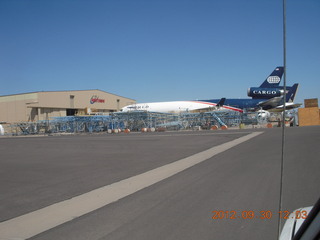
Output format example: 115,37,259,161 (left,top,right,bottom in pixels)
248,66,285,99
259,66,284,88
267,76,281,84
